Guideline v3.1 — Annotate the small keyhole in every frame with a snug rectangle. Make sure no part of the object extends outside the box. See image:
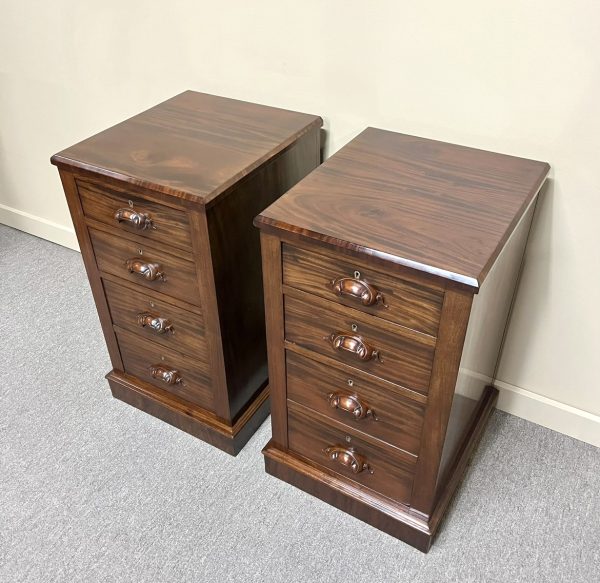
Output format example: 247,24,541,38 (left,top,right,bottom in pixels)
150,302,155,308
347,379,354,387
354,270,361,279
128,200,134,208
138,248,143,255
351,323,358,332
345,436,352,443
